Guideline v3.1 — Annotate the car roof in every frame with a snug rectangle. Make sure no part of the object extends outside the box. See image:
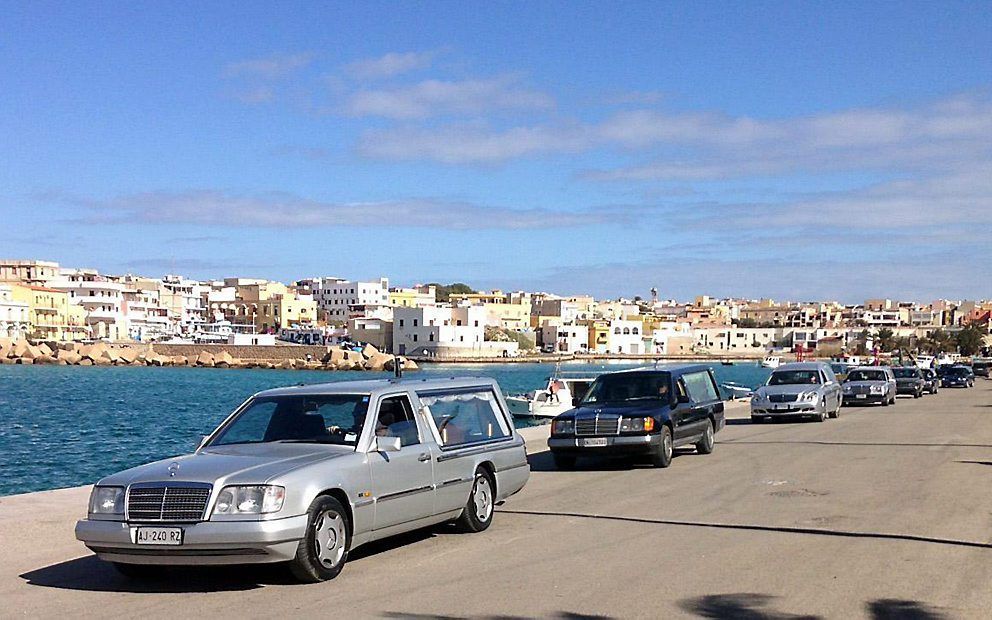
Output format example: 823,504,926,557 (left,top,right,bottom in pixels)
774,362,828,372
850,366,890,371
254,376,499,398
611,364,712,376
